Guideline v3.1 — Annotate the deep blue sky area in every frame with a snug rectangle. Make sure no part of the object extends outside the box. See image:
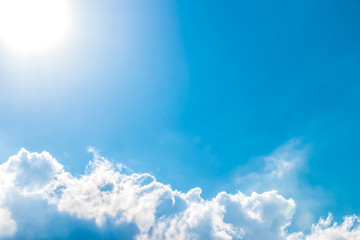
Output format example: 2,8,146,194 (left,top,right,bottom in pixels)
1,0,360,224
